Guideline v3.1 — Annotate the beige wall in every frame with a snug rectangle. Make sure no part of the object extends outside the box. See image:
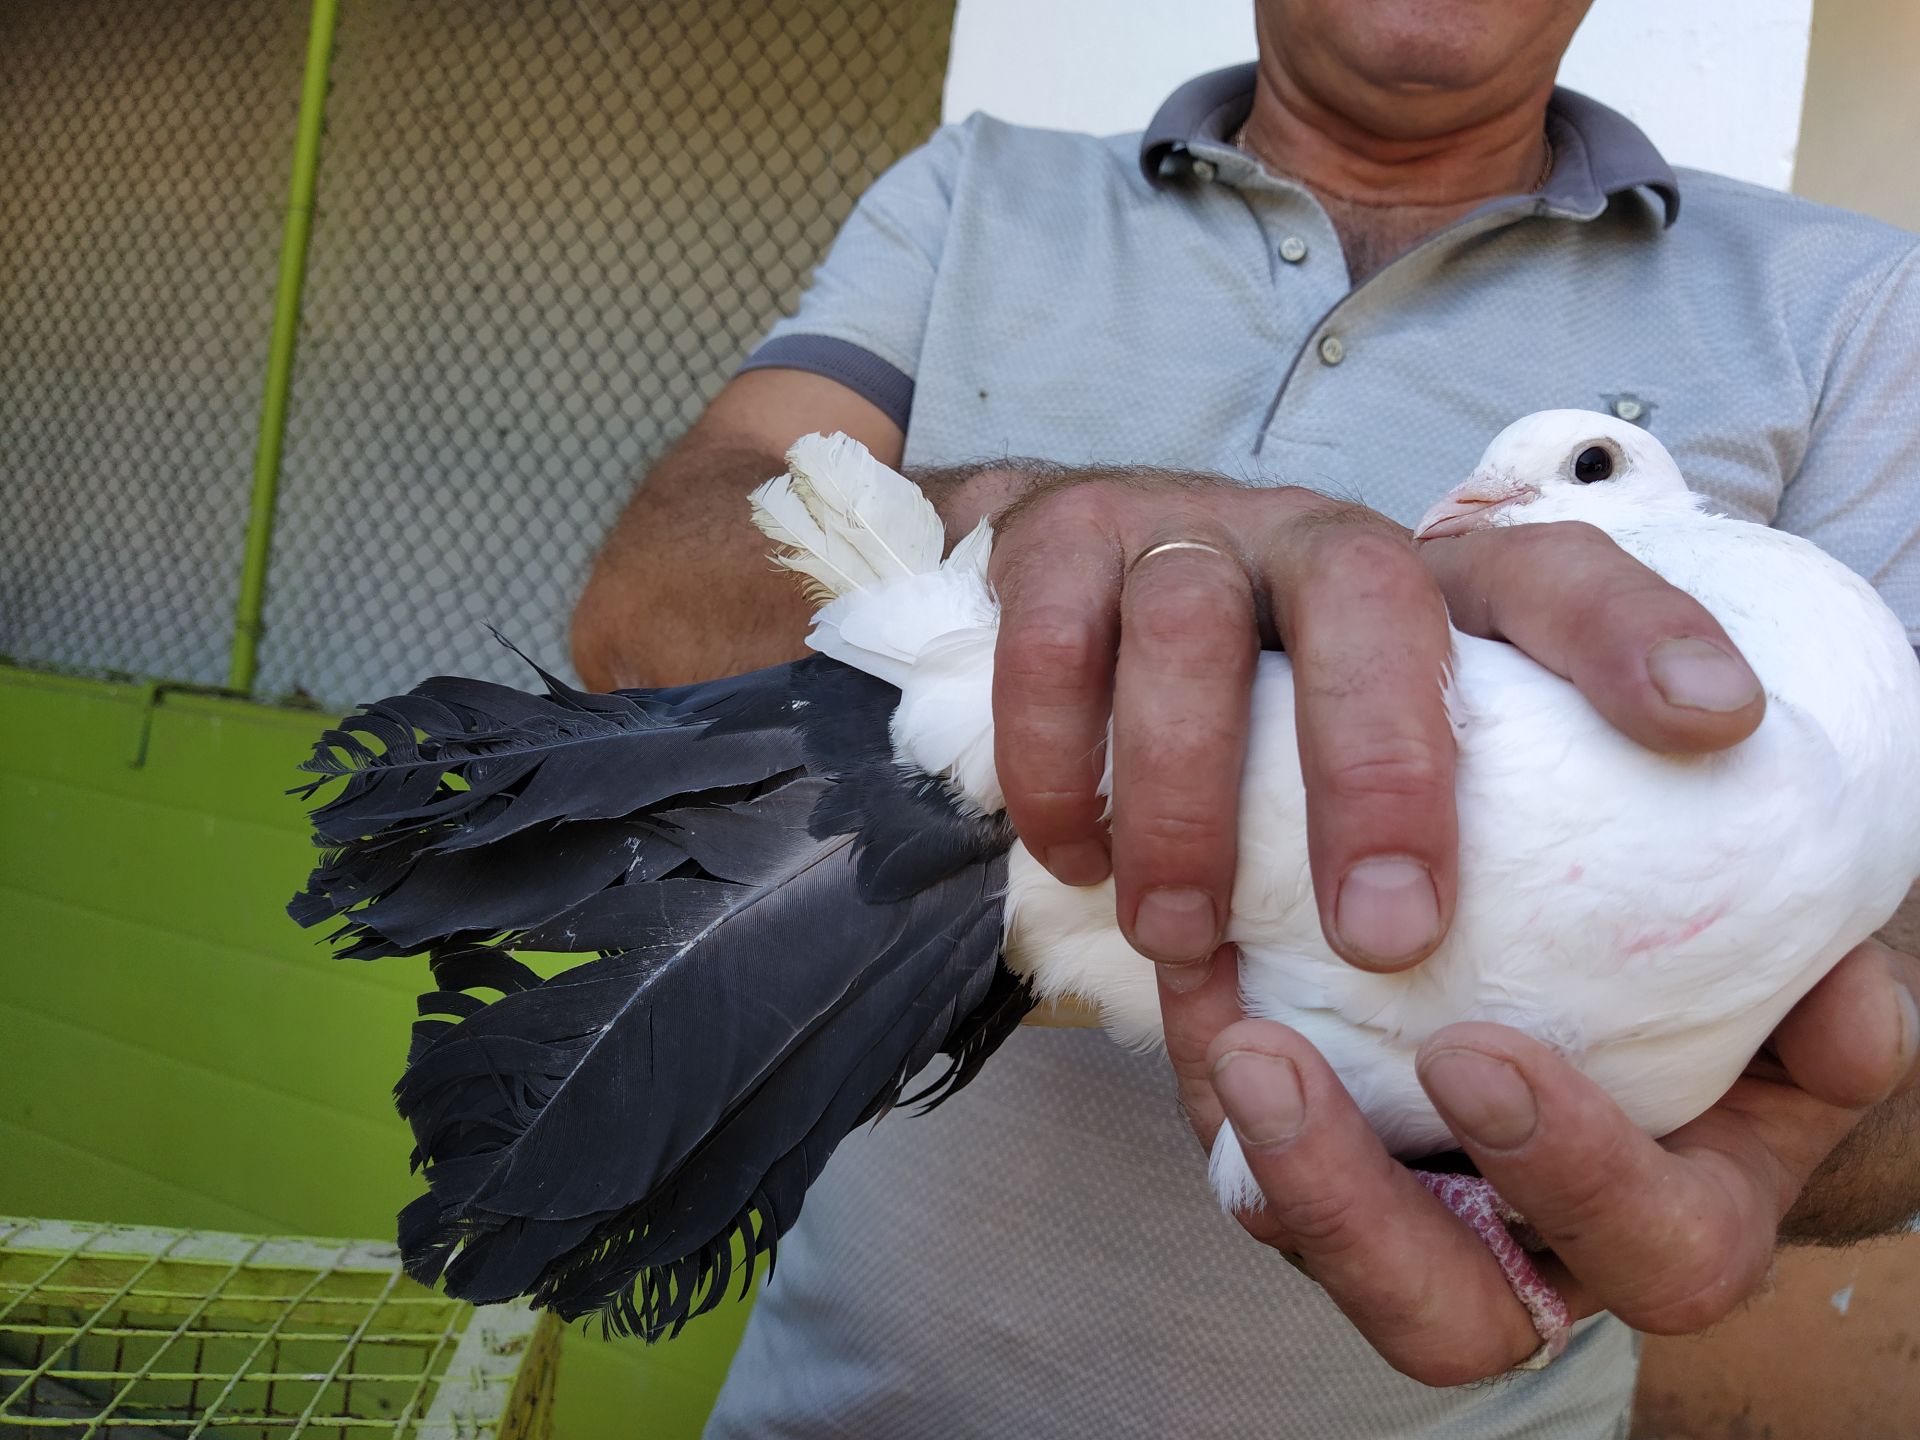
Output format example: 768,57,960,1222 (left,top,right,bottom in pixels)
1794,0,1920,231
